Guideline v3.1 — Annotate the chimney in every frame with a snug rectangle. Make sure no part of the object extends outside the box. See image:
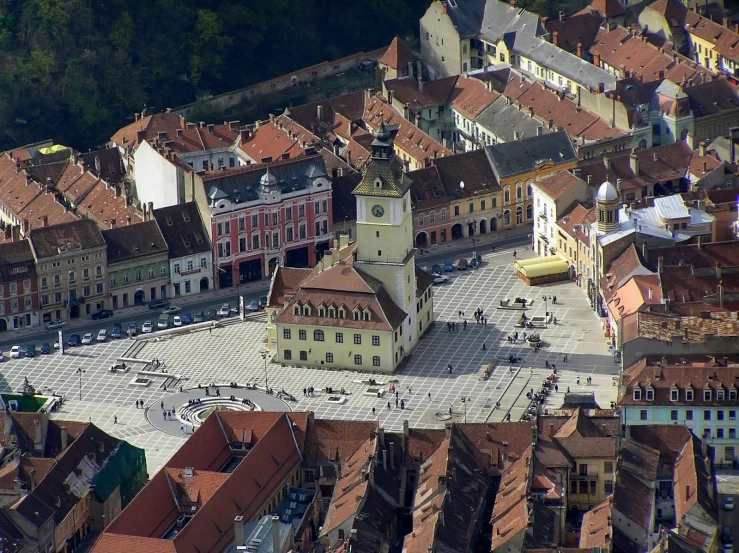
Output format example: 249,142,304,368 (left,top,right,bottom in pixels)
417,60,424,92
686,131,695,149
552,31,559,46
442,0,448,14
4,414,11,440
629,153,639,175
272,516,281,553
148,202,154,220
317,105,323,121
382,449,388,468
445,423,452,440
577,42,583,58
176,129,183,138
537,126,543,136
658,257,664,273
699,141,707,156
642,242,648,258
502,441,509,463
94,156,101,174
207,124,215,134
134,113,141,122
240,128,252,143
716,263,722,278
61,426,68,450
559,10,565,21
142,202,148,221
685,485,691,499
388,89,395,105
136,129,147,145
29,468,36,491
42,215,48,227
549,423,554,436
234,516,245,545
22,219,29,235
594,53,601,67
